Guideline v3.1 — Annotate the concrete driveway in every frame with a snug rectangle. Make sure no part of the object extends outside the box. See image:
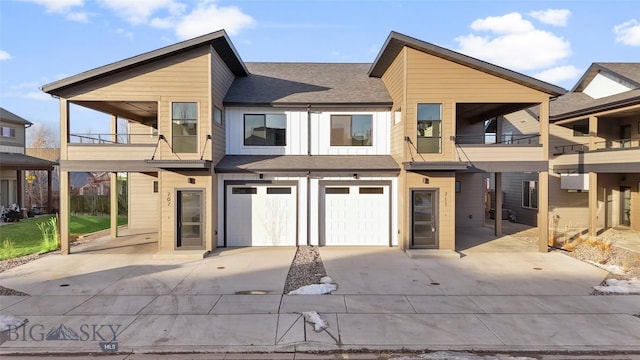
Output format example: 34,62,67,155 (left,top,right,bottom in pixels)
1,237,639,355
